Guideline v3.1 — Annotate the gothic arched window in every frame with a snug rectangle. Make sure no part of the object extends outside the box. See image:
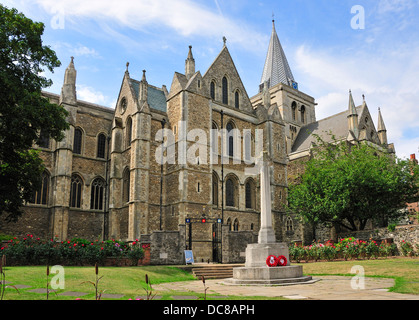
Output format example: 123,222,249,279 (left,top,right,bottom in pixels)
97,134,107,159
38,130,50,149
123,168,130,203
222,77,228,105
234,90,240,109
244,132,253,163
226,218,232,230
301,105,306,124
286,216,294,232
73,128,83,155
245,180,256,209
291,102,297,122
212,172,219,206
30,171,49,205
226,122,234,158
126,117,132,148
210,81,216,100
233,219,239,231
90,177,105,210
226,178,236,207
70,174,83,208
